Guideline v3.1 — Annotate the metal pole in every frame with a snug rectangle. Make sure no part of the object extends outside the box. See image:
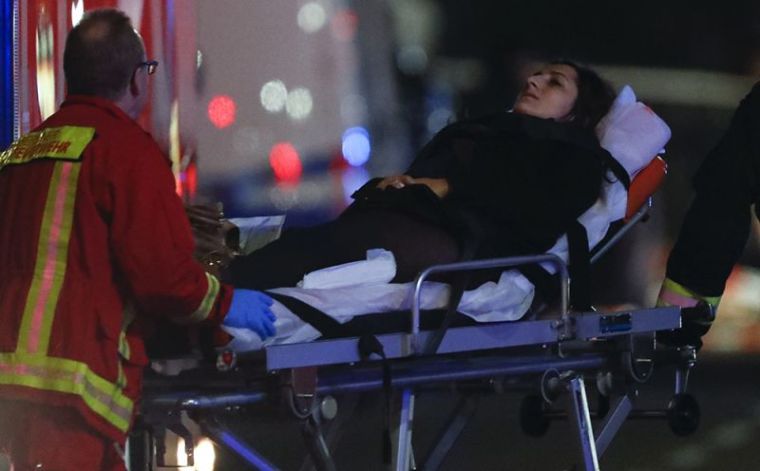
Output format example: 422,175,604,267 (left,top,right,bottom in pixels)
567,376,600,471
394,388,415,471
